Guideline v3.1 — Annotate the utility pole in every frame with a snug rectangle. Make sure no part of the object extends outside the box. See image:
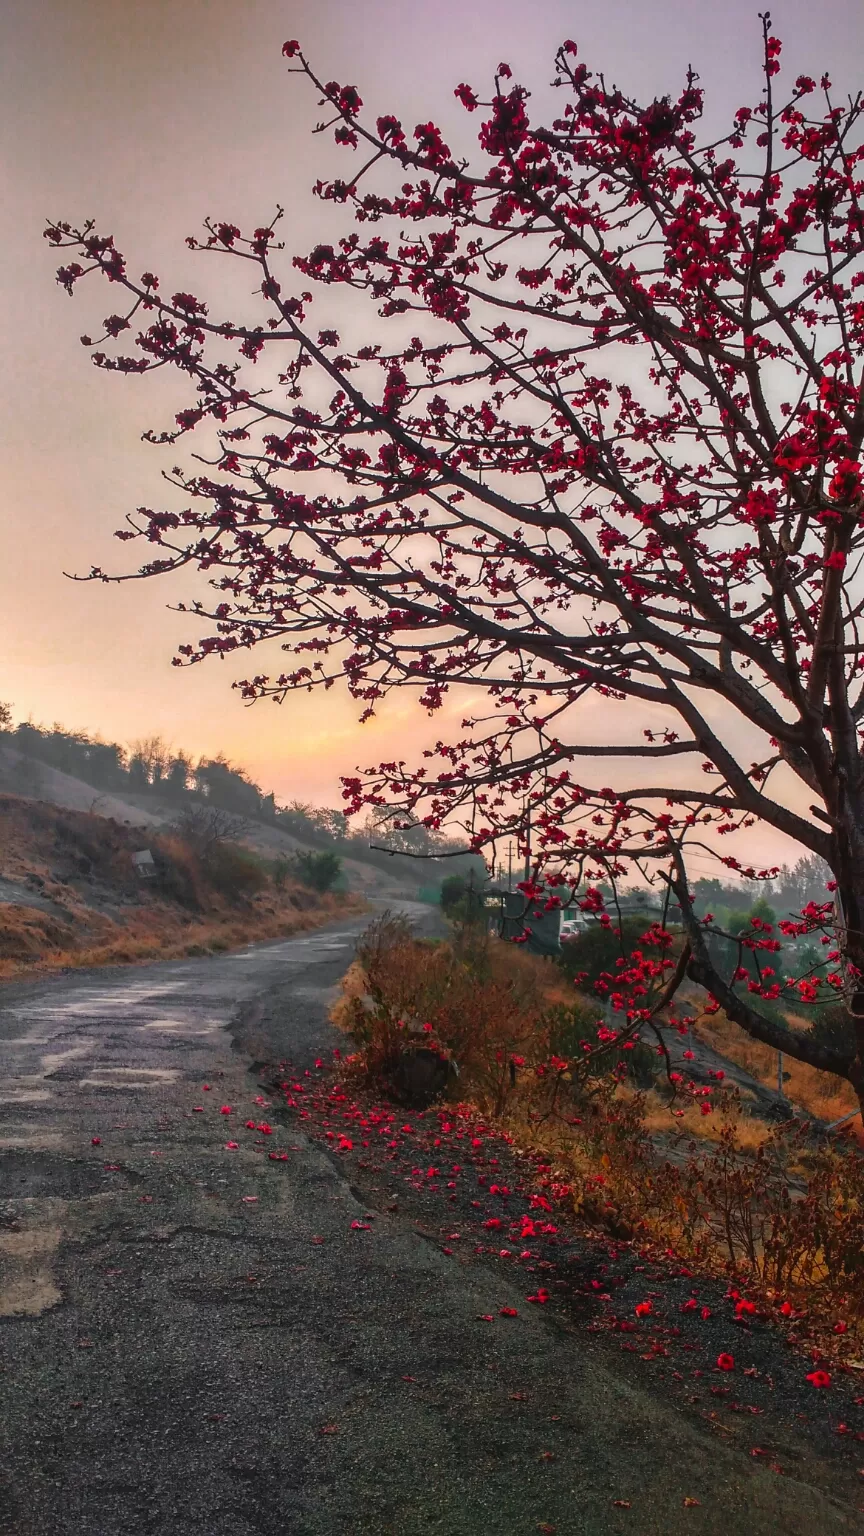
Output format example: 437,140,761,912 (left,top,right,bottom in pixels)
507,842,513,892
524,802,531,884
